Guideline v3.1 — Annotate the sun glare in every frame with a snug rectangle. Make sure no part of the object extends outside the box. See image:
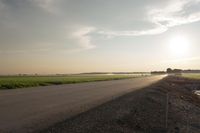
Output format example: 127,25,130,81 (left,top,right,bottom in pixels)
169,35,190,57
